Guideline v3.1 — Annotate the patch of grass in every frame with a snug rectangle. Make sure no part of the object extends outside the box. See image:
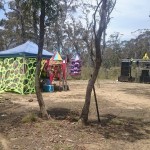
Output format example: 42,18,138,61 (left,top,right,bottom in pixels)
0,143,4,150
67,110,80,122
53,144,73,150
53,145,61,150
21,113,37,123
80,66,120,80
110,118,125,125
64,147,73,150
